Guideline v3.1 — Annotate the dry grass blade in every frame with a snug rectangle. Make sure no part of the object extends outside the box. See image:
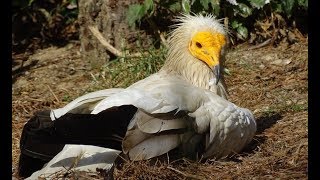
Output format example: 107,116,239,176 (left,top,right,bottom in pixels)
167,166,204,180
47,85,60,103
